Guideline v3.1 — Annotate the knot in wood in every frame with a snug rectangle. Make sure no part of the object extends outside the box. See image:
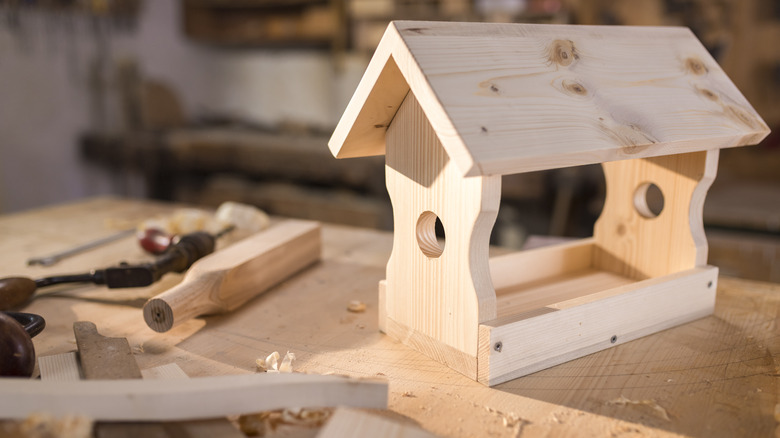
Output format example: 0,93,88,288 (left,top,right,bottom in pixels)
685,57,708,75
549,40,578,67
562,79,587,96
695,86,719,102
